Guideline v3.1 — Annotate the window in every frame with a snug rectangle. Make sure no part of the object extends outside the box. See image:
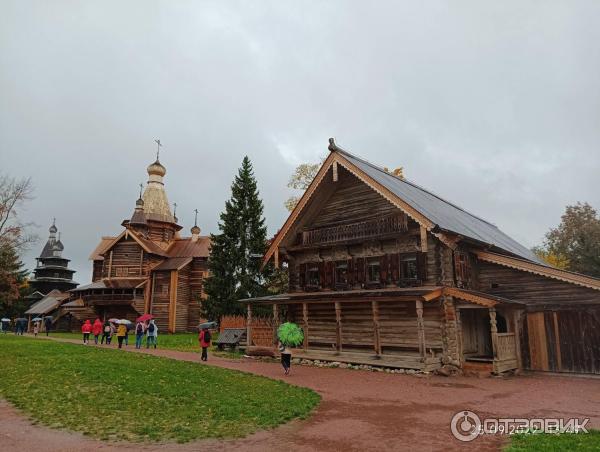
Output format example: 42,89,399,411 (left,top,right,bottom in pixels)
366,258,380,283
335,261,348,286
400,254,418,280
307,265,320,287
